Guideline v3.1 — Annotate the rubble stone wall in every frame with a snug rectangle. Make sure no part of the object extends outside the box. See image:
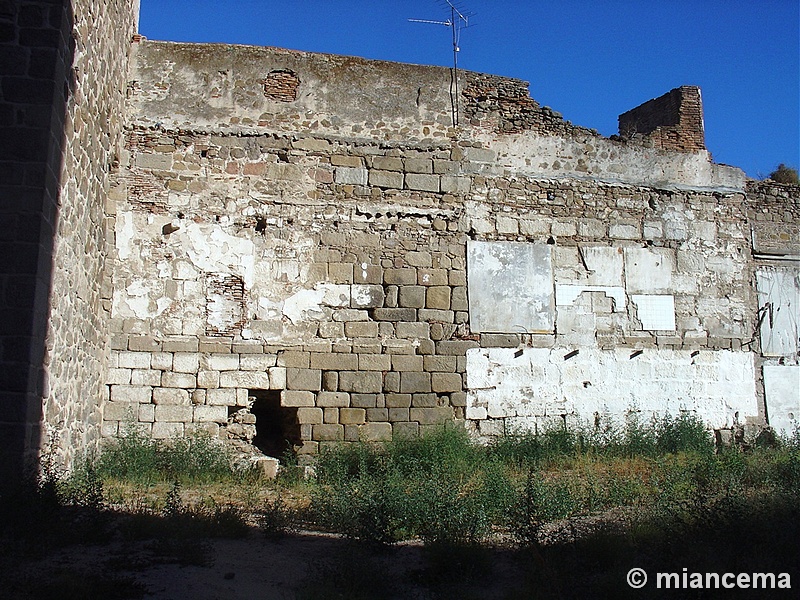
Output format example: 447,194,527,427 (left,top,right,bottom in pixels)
0,0,138,477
